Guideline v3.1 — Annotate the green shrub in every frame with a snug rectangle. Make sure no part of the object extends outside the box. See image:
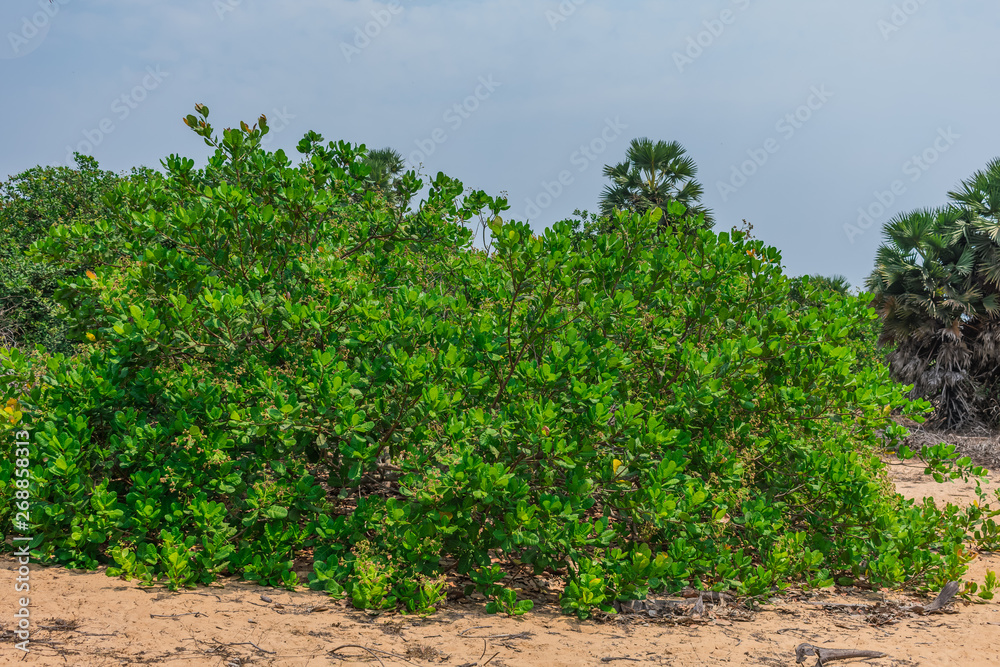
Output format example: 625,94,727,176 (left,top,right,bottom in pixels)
0,155,130,353
2,106,997,618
